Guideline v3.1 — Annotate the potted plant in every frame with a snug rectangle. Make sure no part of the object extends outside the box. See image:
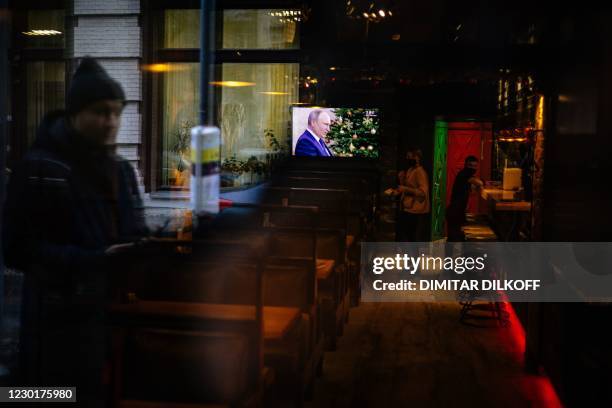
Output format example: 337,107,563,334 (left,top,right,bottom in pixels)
221,155,245,187
170,120,193,187
244,155,267,185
